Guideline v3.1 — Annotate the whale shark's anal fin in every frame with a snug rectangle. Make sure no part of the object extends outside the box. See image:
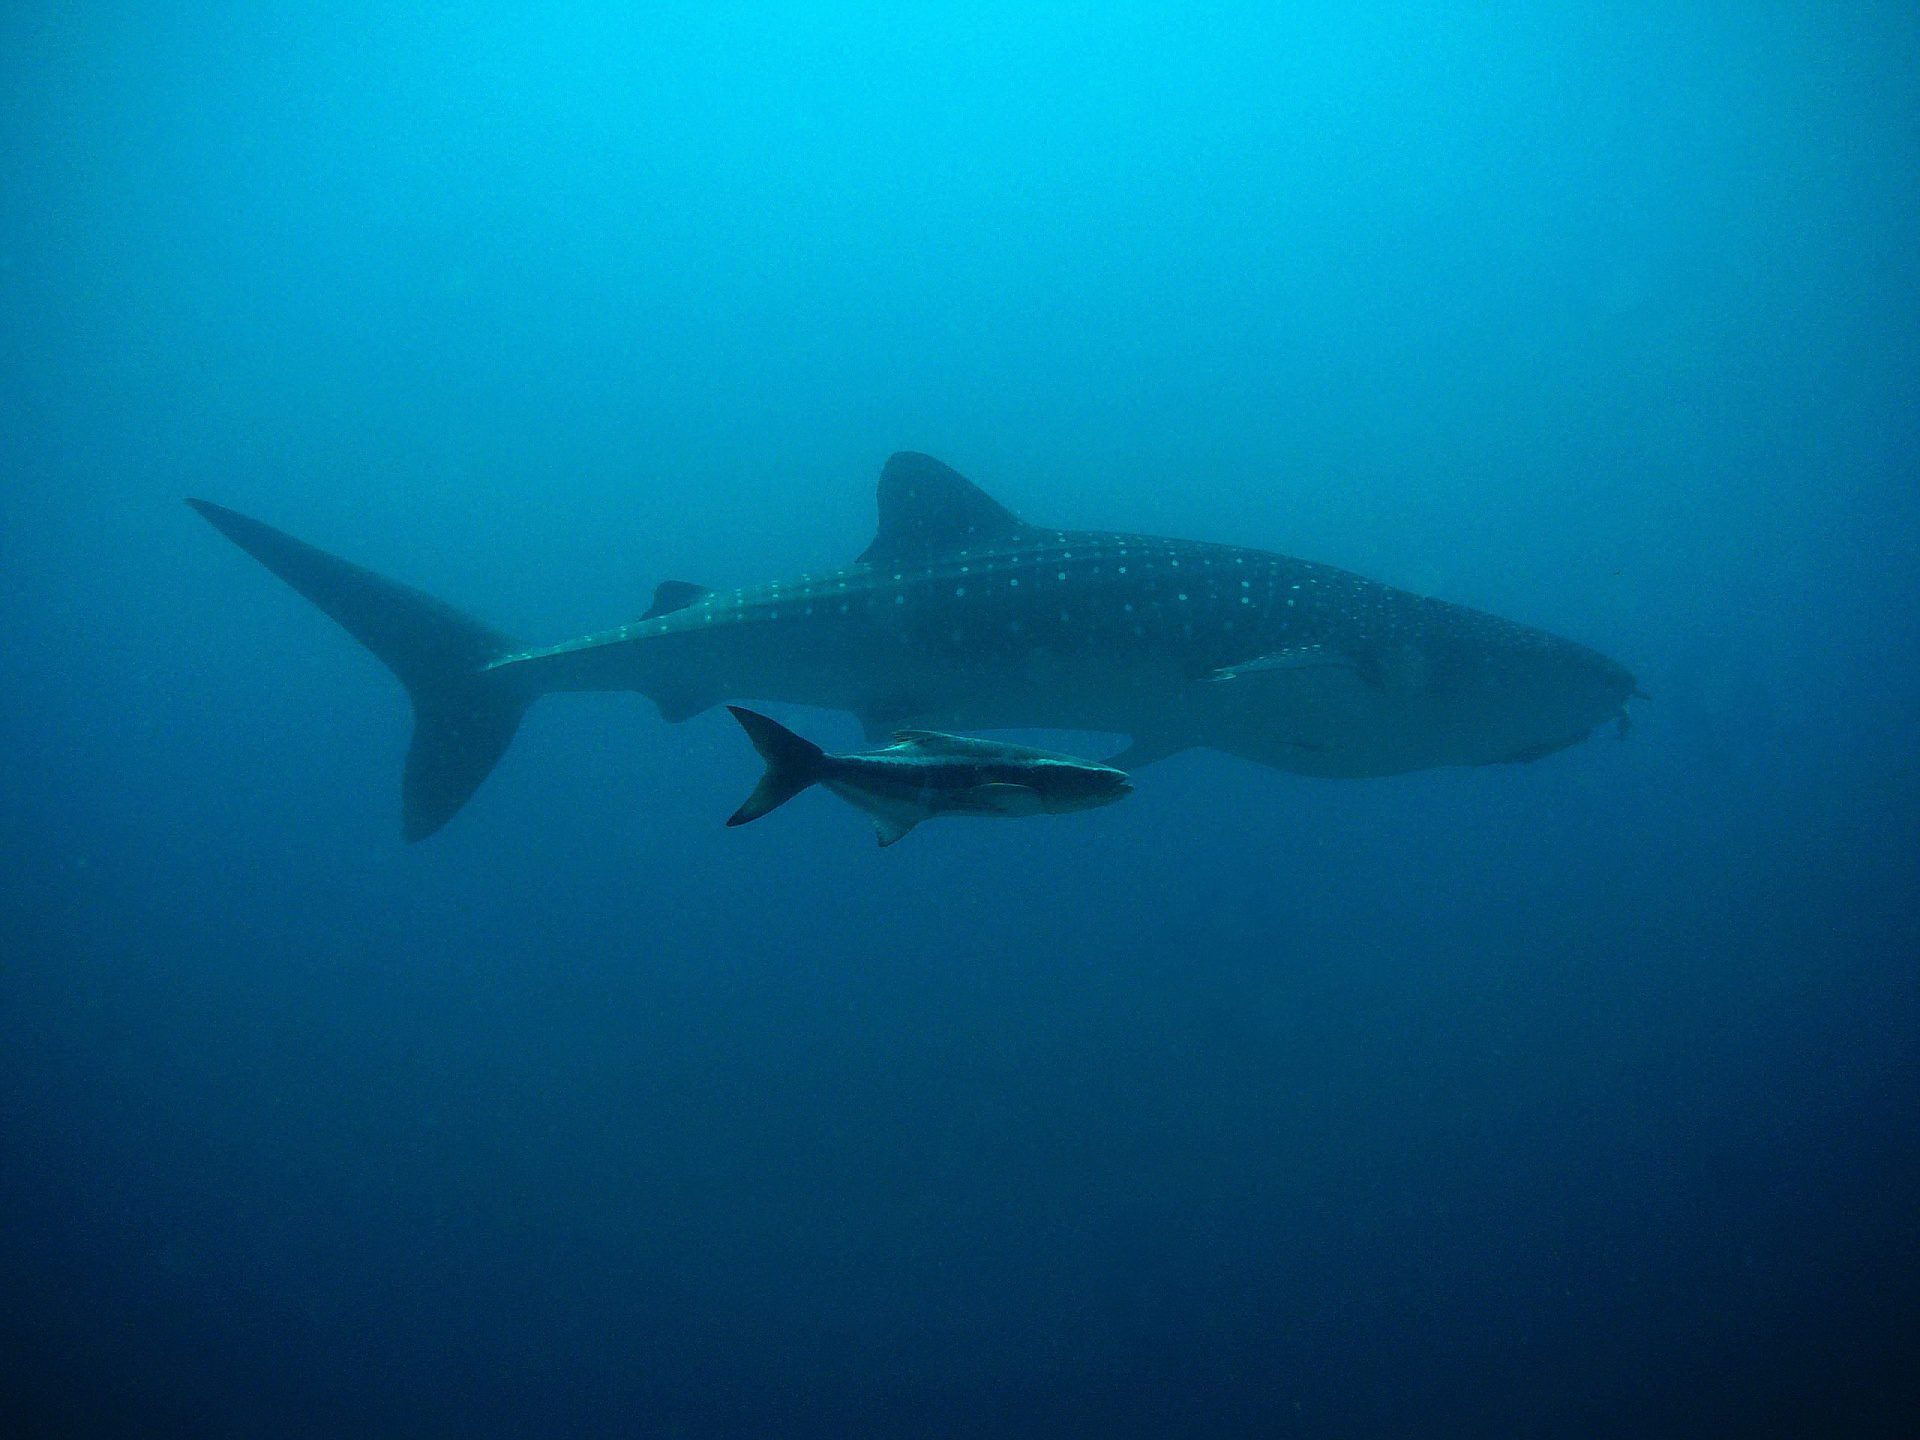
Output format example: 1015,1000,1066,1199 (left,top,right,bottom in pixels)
186,499,529,841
